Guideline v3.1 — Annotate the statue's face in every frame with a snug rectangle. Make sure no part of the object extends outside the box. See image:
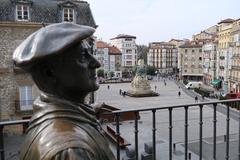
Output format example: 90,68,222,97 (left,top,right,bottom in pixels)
53,40,100,101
